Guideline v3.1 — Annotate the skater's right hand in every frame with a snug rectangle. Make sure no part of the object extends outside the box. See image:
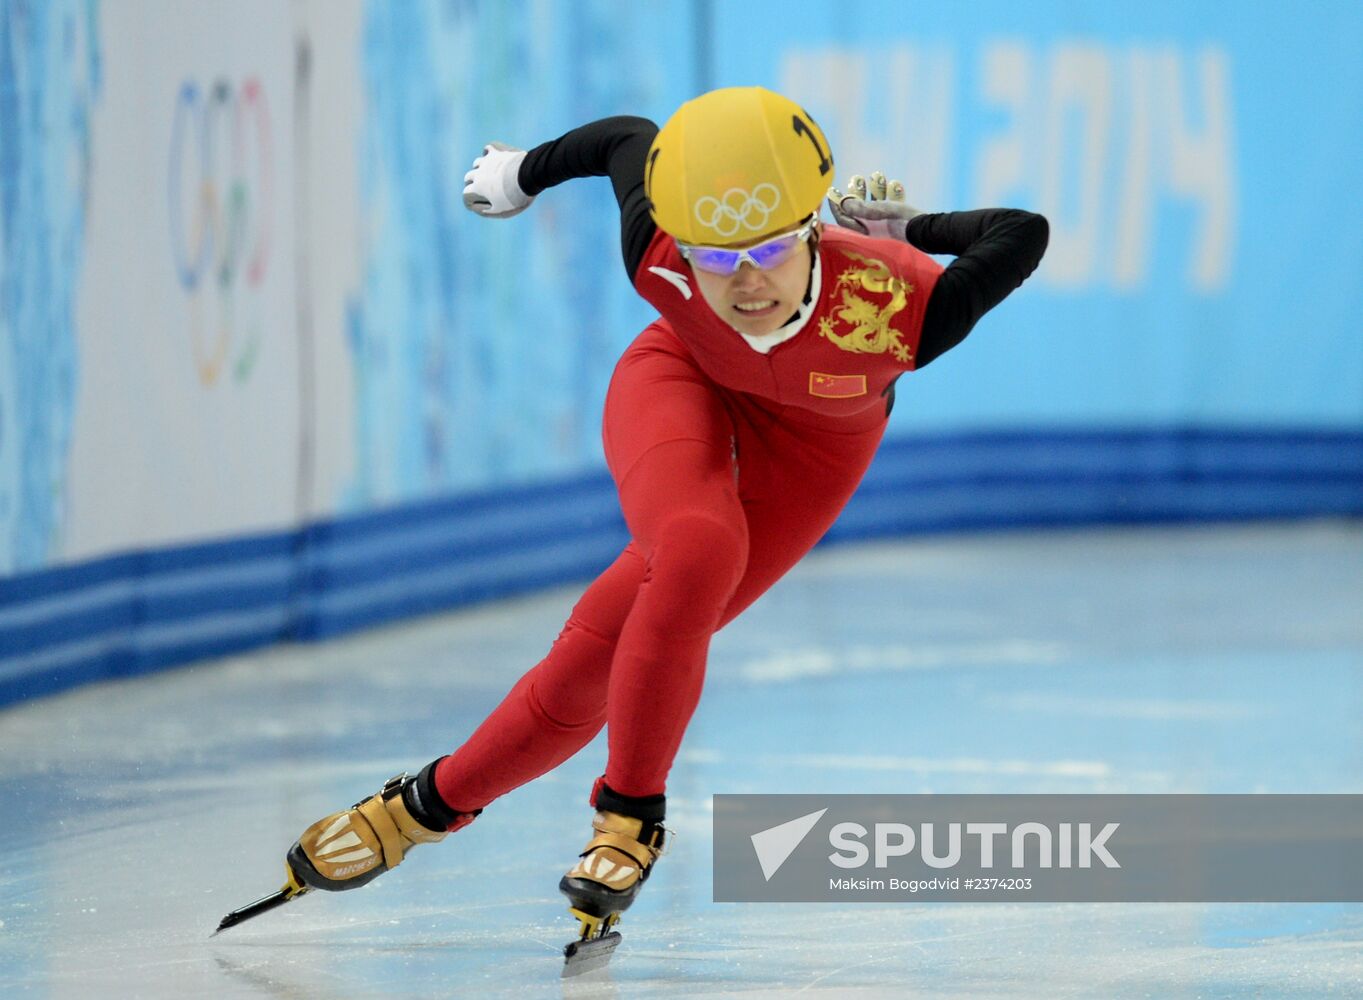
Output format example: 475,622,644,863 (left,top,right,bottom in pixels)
463,142,535,218
826,171,922,241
